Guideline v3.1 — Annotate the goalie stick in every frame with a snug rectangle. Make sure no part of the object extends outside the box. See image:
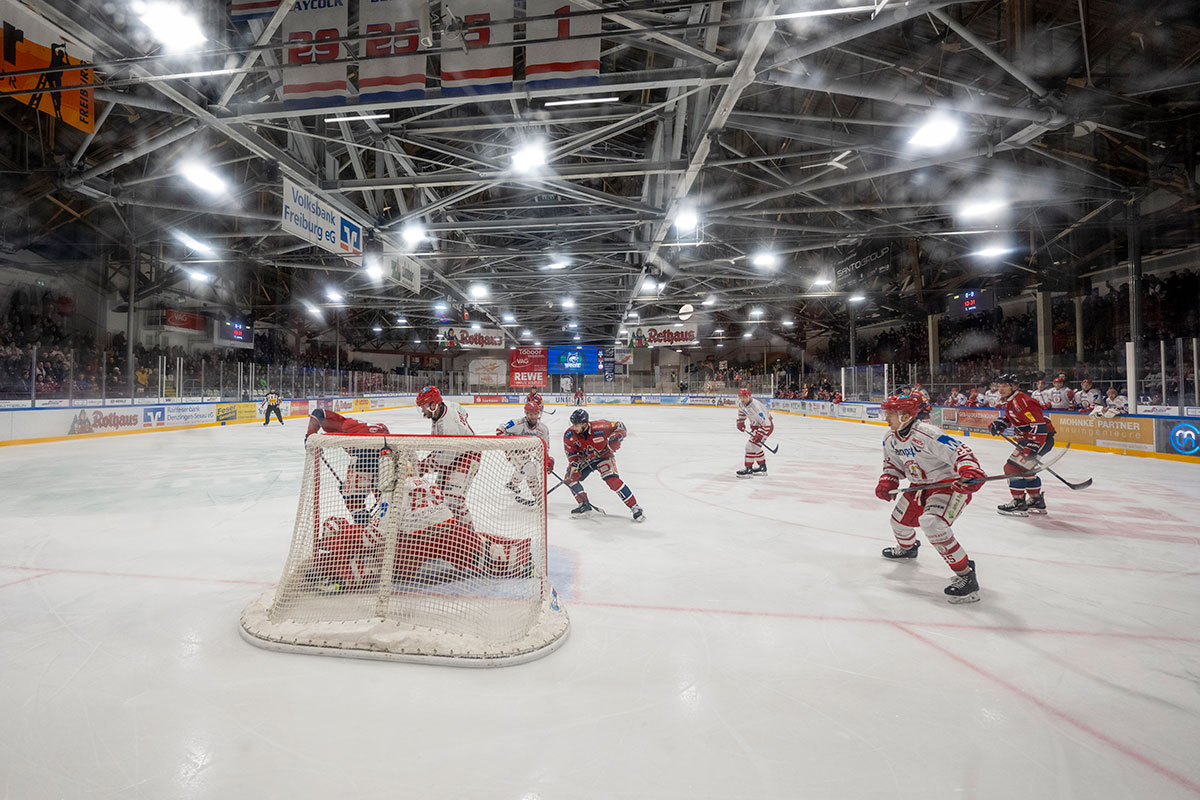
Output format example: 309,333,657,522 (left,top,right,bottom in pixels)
898,444,1072,494
999,433,1093,490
